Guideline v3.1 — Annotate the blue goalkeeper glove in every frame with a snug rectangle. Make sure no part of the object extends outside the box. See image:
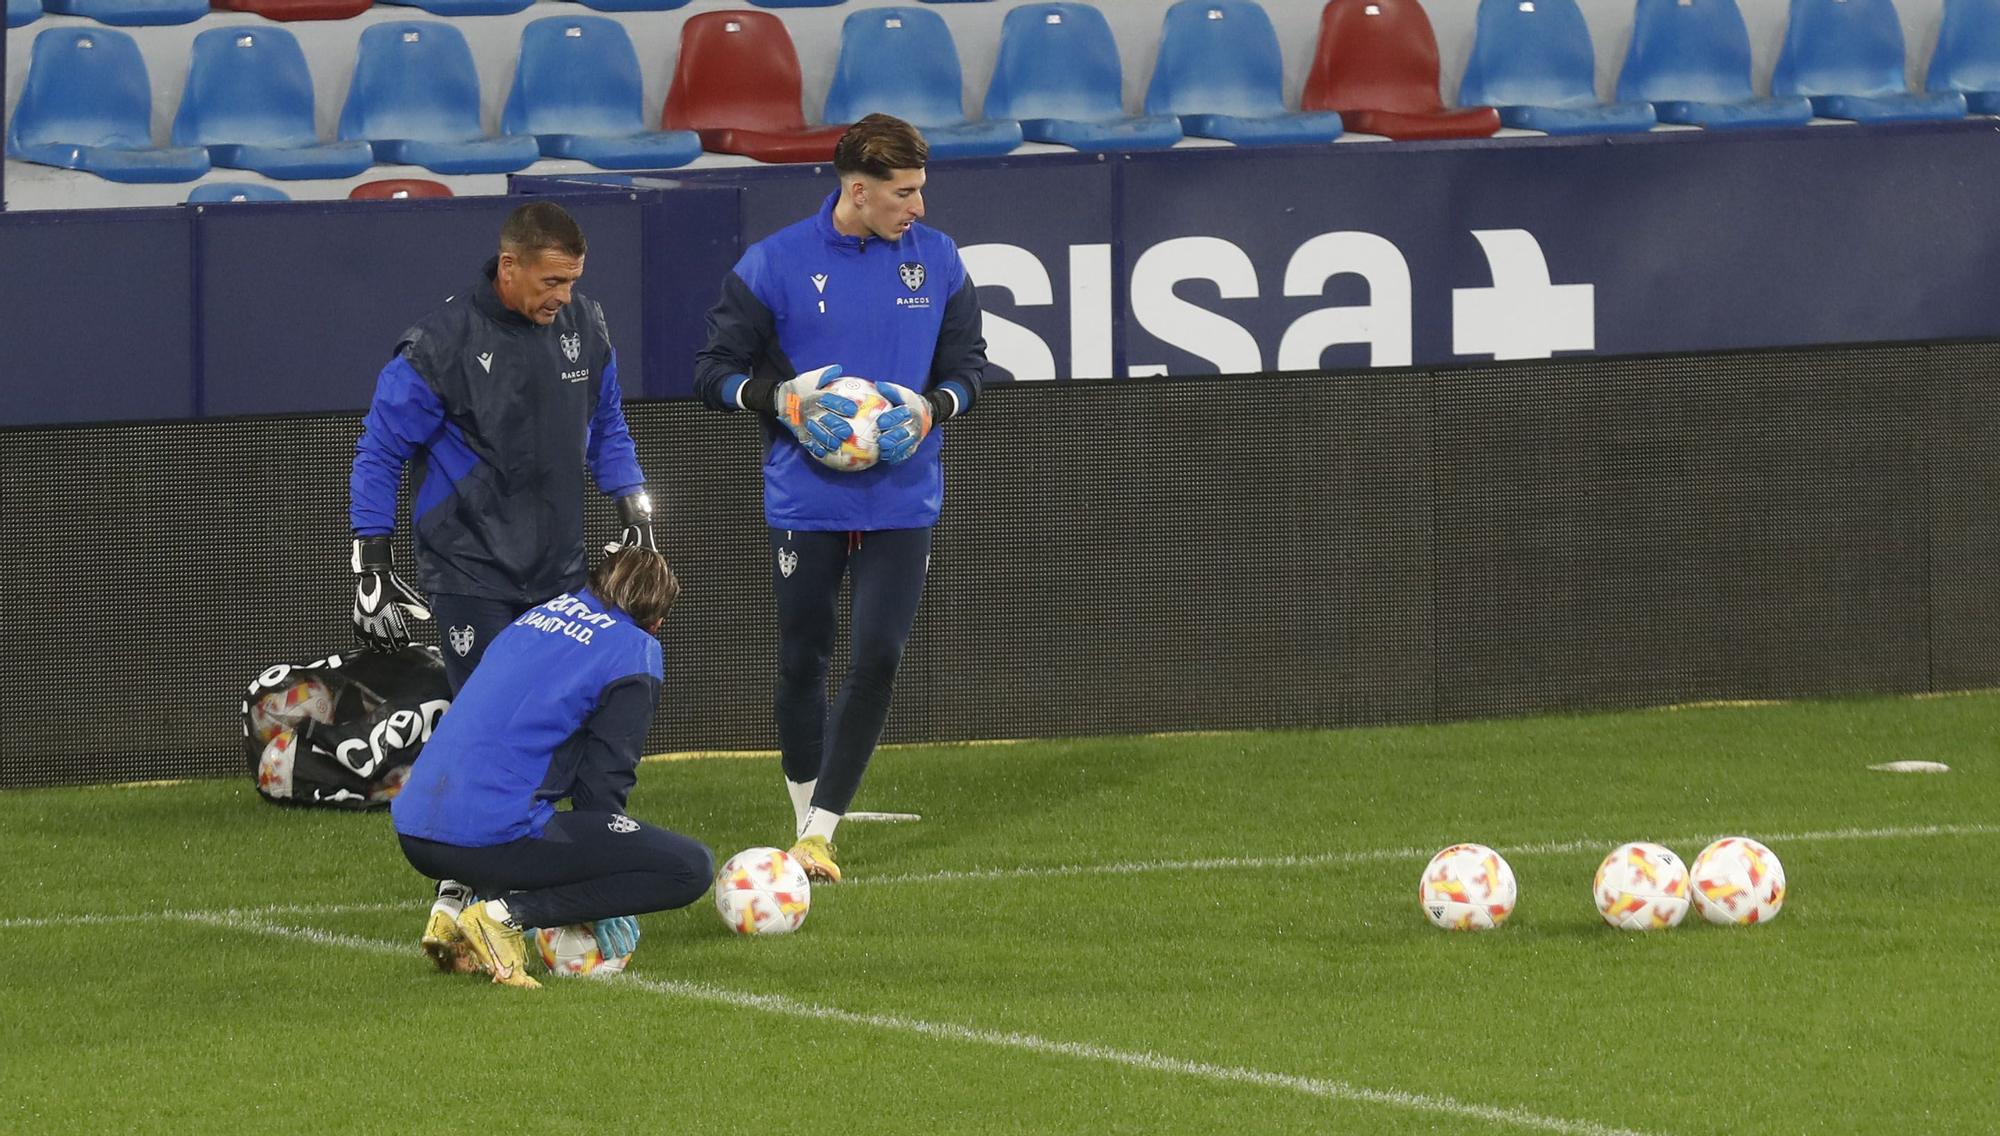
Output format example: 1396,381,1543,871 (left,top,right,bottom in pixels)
875,382,935,466
593,915,640,959
775,365,857,461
